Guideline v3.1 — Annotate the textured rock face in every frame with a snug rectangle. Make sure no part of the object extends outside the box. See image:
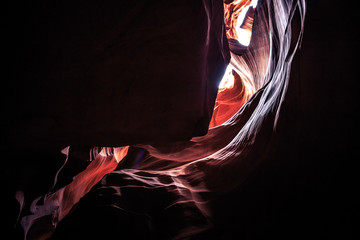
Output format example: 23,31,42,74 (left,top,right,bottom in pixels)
6,0,358,239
